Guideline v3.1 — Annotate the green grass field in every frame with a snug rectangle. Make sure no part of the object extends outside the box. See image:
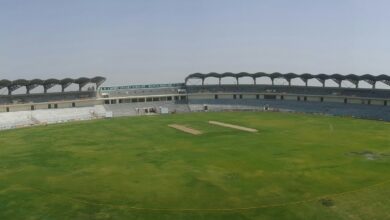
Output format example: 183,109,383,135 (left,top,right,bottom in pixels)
0,112,389,219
